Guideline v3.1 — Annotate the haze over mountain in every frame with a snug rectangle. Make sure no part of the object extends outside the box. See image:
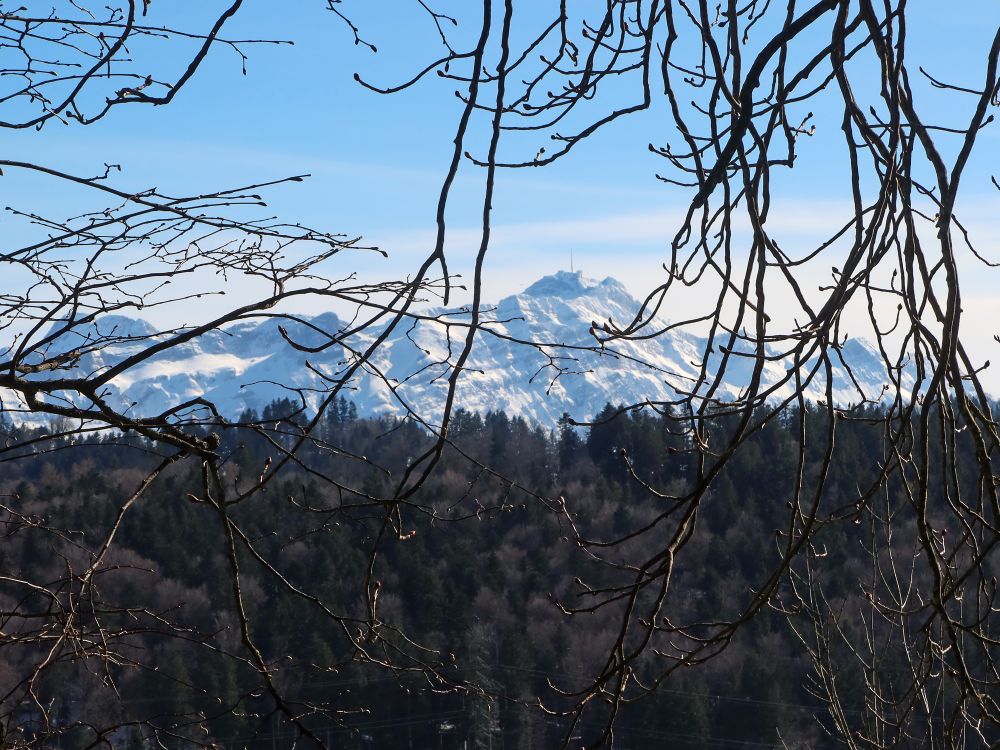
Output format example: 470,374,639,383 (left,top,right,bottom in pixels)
2,272,907,428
